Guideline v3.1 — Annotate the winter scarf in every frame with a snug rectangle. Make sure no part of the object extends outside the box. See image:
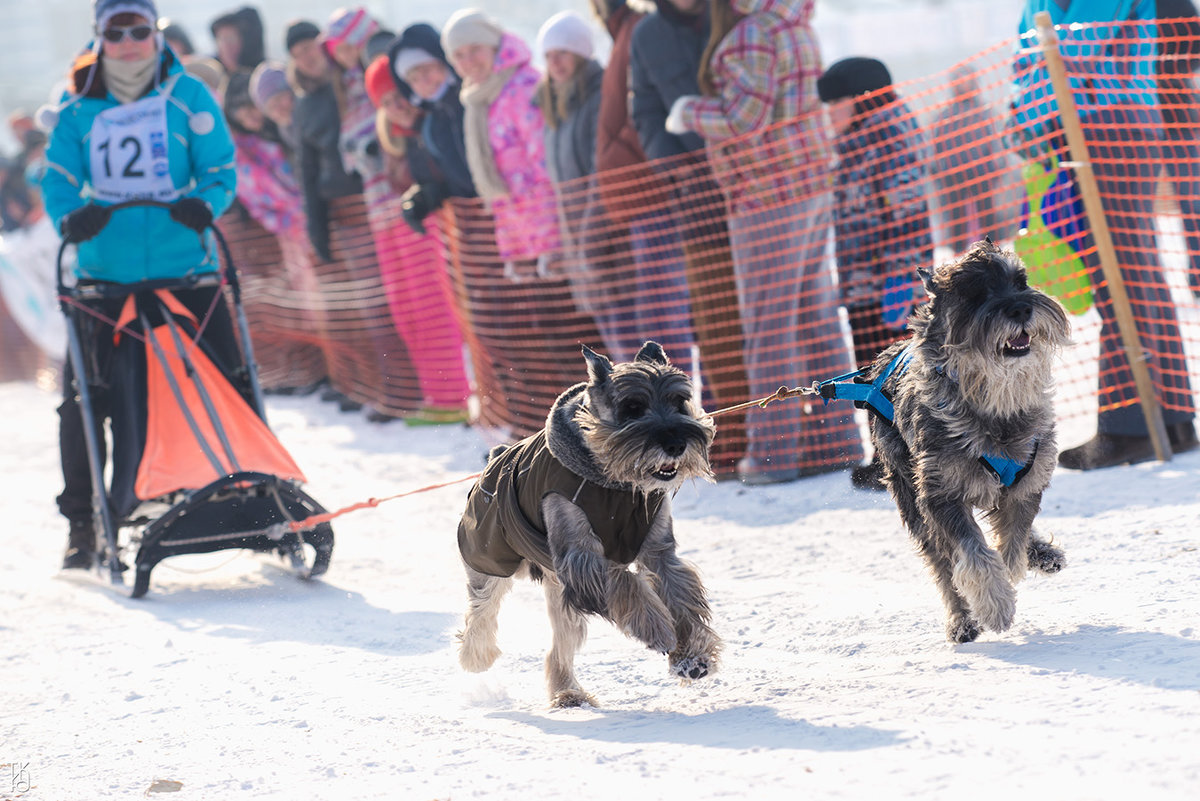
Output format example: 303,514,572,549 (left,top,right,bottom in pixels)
376,111,413,158
460,65,517,200
103,52,159,104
